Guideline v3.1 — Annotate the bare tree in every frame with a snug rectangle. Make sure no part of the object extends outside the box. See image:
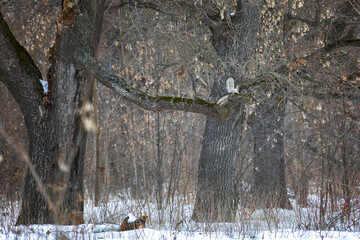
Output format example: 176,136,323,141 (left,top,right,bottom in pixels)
191,0,262,222
0,0,106,224
2,0,358,226
0,0,242,224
